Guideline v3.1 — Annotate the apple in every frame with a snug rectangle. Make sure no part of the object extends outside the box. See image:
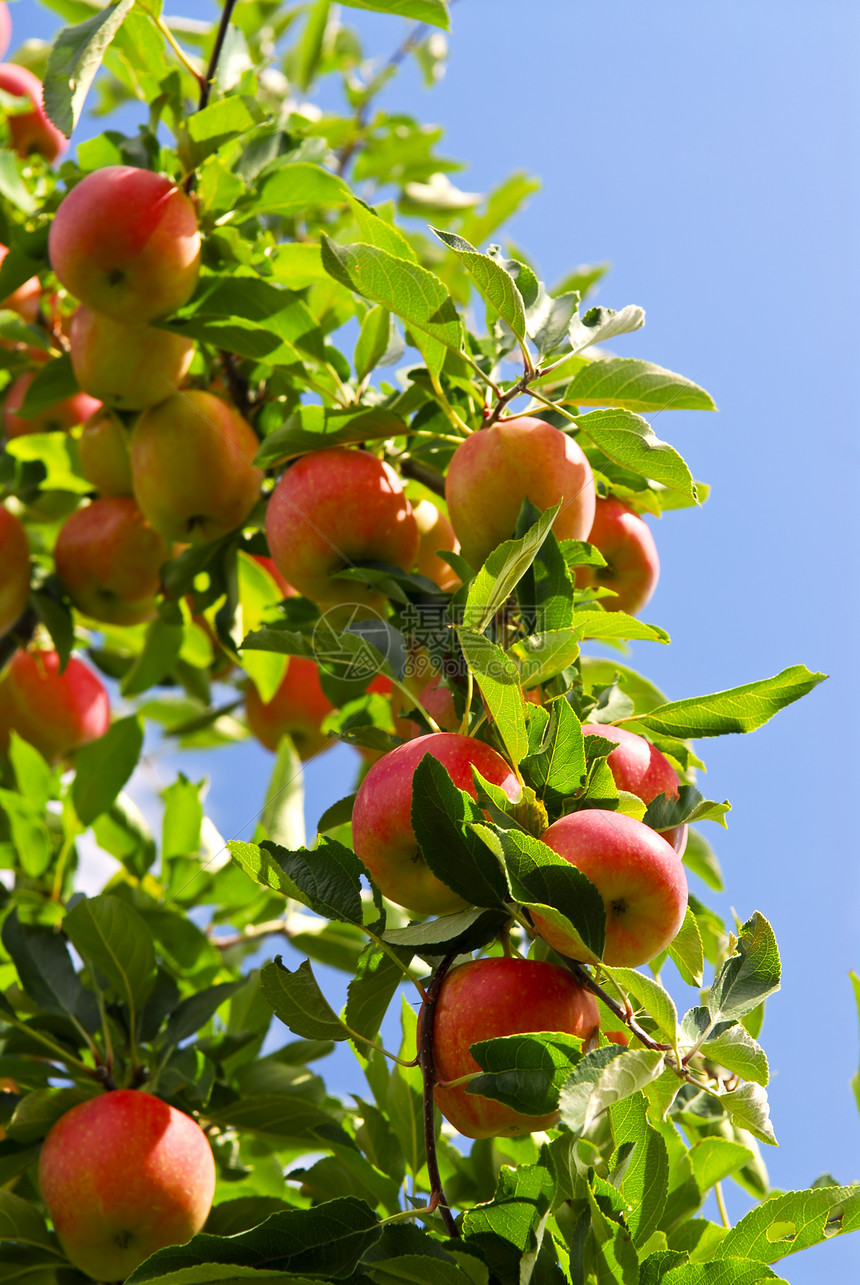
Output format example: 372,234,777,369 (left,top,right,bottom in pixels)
0,63,66,163
352,731,519,915
393,673,459,739
54,496,168,625
445,417,596,569
0,505,29,637
3,371,100,438
429,956,599,1139
254,554,297,599
68,306,195,411
0,6,10,61
78,407,133,495
266,448,419,610
0,243,41,322
413,497,461,591
130,390,262,543
245,656,335,758
0,648,110,763
575,496,660,615
48,166,201,323
581,722,687,853
38,1089,215,1281
535,809,688,968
